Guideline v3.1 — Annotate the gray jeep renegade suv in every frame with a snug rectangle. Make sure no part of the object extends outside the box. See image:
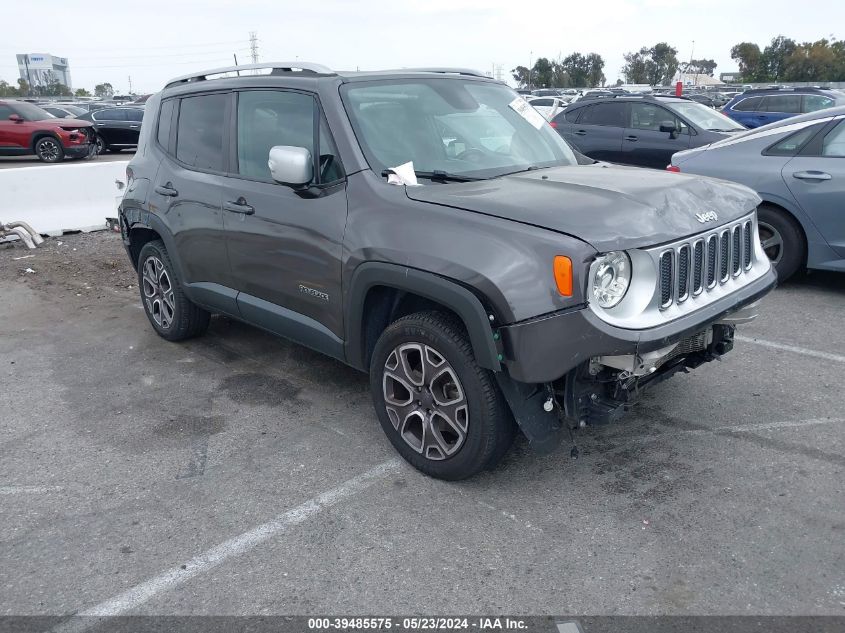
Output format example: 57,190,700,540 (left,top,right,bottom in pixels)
119,62,776,480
